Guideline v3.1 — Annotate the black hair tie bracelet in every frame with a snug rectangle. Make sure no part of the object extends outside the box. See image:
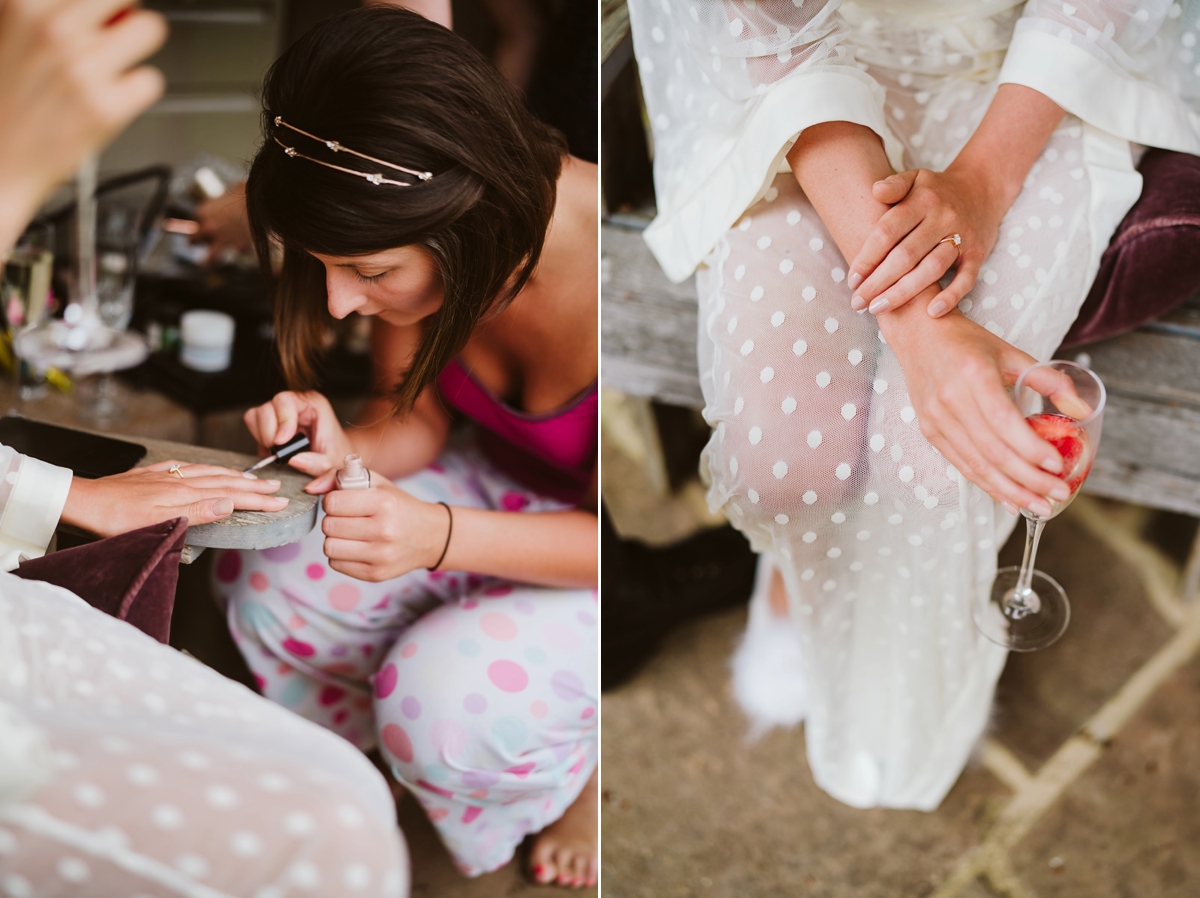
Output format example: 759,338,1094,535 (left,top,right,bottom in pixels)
428,502,453,571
